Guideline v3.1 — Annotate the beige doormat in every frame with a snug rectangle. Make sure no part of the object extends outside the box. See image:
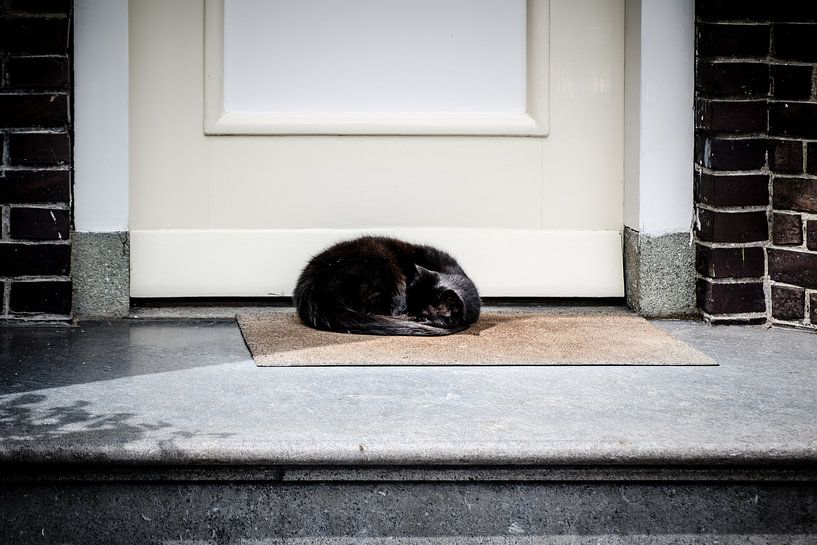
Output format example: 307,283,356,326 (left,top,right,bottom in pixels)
237,311,715,366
